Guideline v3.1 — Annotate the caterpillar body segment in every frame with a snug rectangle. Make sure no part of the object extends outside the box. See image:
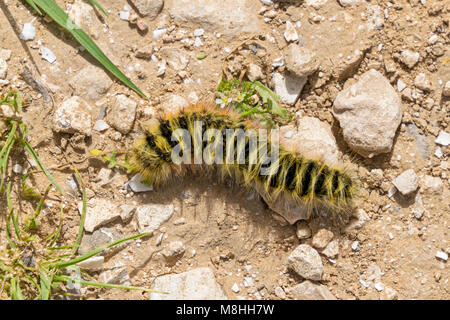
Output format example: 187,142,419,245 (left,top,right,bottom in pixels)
130,104,356,218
